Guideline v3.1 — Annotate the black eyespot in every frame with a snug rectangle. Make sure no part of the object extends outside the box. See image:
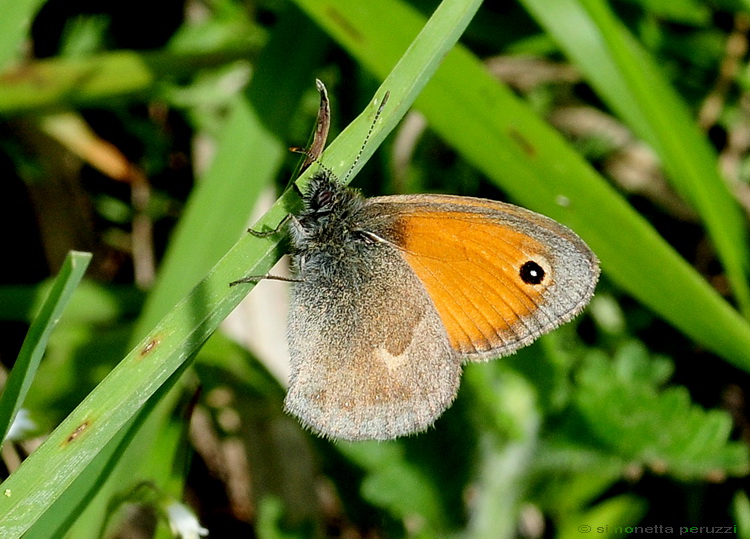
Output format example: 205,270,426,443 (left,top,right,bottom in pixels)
519,261,545,285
